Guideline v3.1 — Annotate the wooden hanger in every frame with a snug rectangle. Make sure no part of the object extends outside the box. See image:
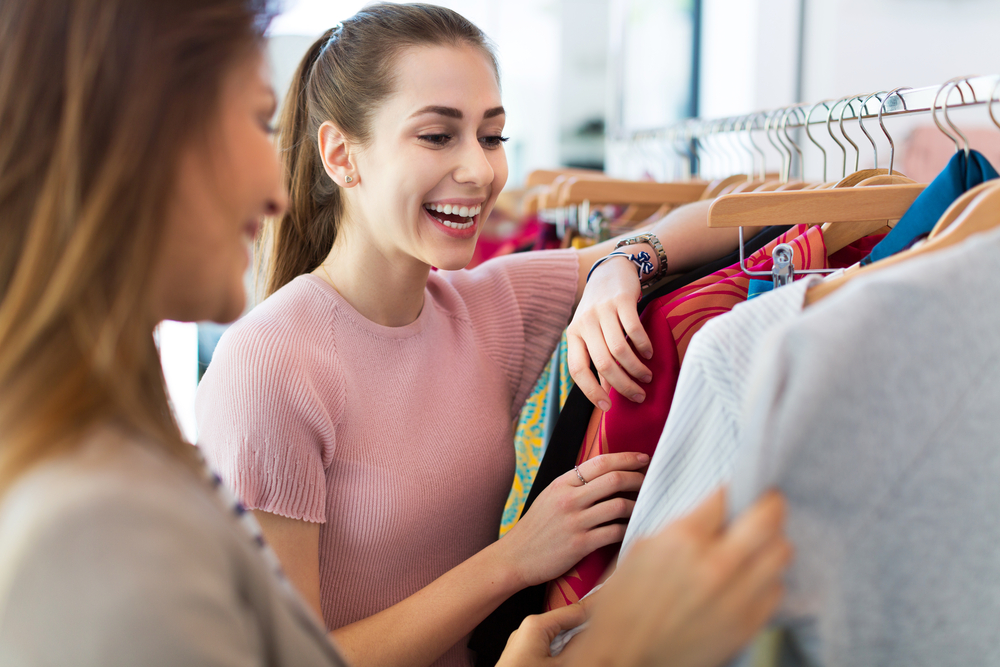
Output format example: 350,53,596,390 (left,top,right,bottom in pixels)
700,174,750,199
821,173,914,254
805,179,1000,306
707,182,927,229
556,177,709,207
524,168,605,188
